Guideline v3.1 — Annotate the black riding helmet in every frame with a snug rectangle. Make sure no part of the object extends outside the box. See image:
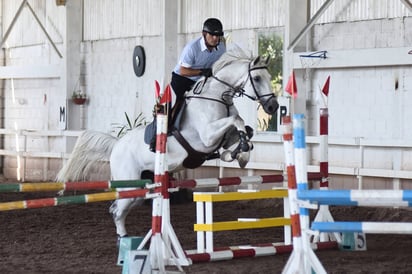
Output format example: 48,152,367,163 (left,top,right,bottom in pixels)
202,18,224,36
